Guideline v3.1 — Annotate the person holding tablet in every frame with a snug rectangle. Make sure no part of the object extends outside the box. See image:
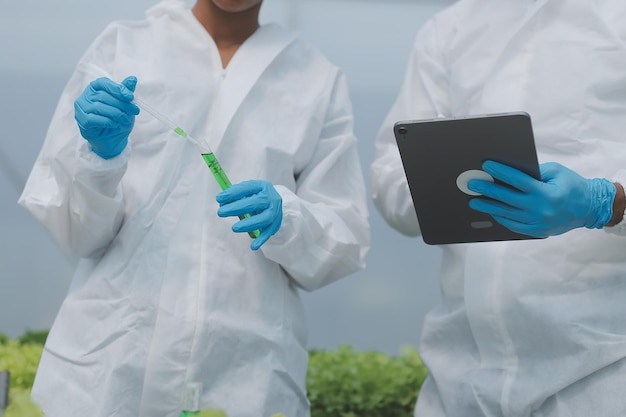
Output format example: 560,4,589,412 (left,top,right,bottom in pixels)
371,0,626,416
